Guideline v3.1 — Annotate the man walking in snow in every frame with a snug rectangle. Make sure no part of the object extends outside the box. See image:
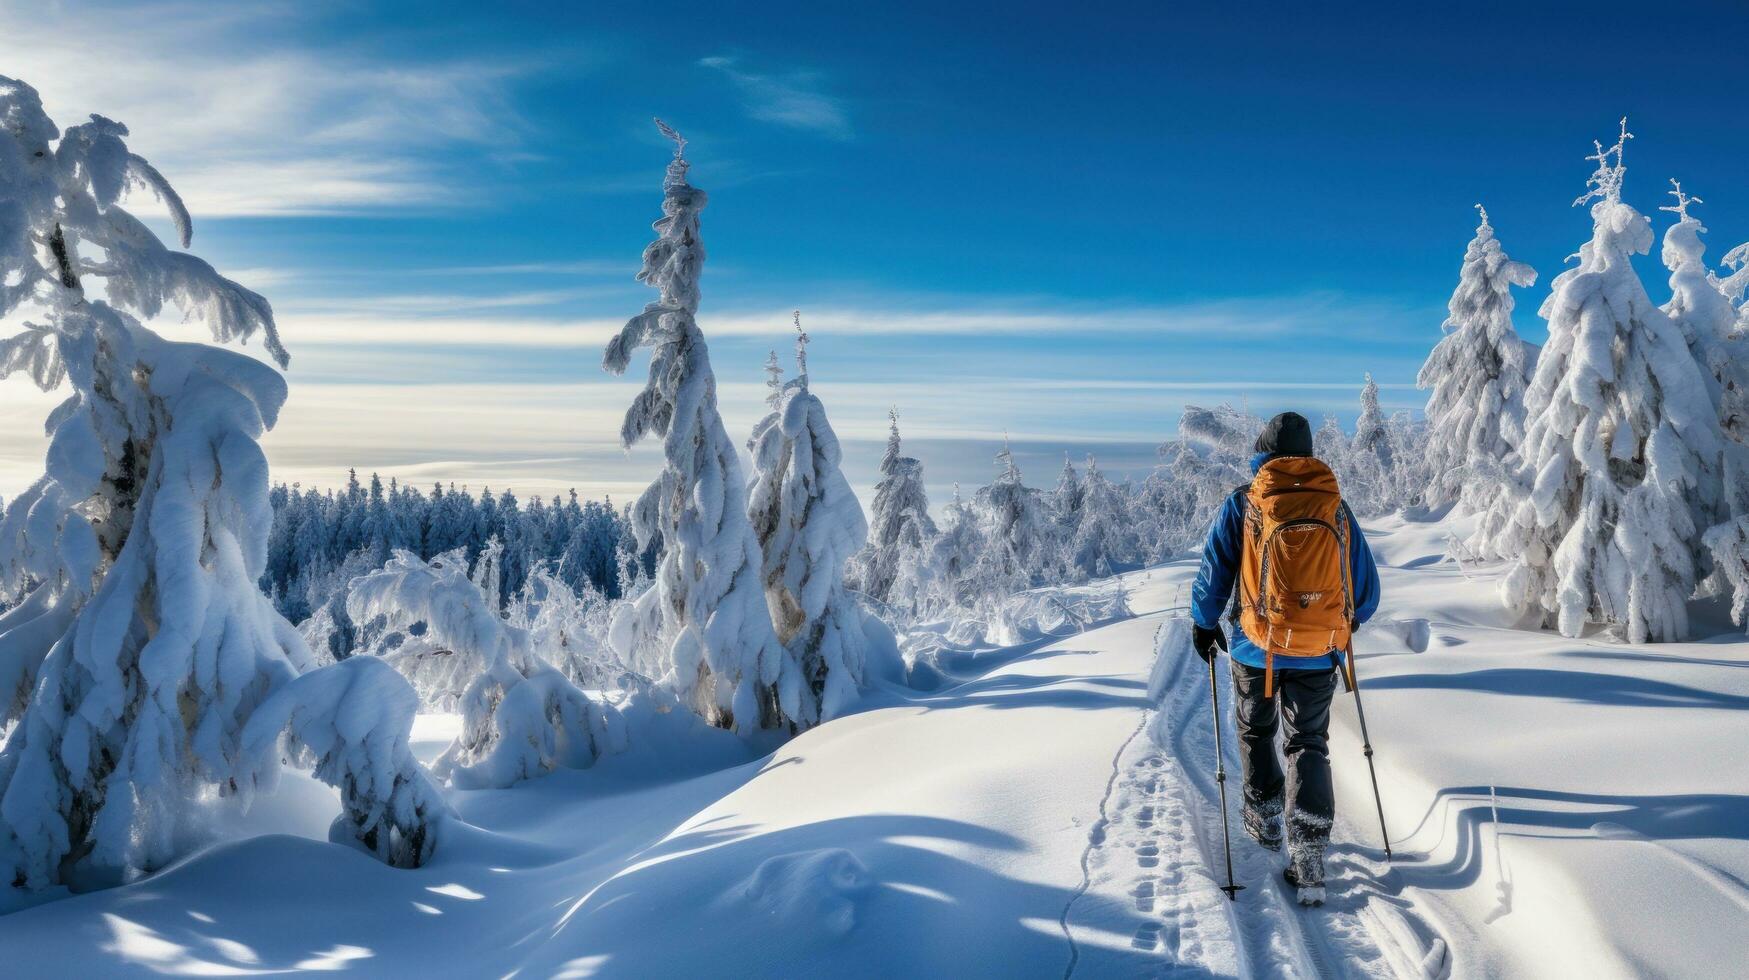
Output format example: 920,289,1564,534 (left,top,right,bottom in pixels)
1188,411,1380,905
